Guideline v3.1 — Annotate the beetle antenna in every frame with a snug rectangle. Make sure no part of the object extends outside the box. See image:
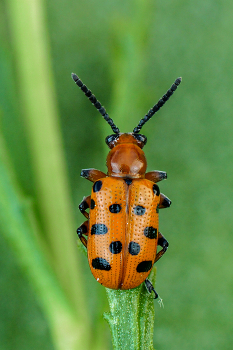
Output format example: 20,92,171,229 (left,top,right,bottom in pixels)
133,77,182,134
72,73,120,134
